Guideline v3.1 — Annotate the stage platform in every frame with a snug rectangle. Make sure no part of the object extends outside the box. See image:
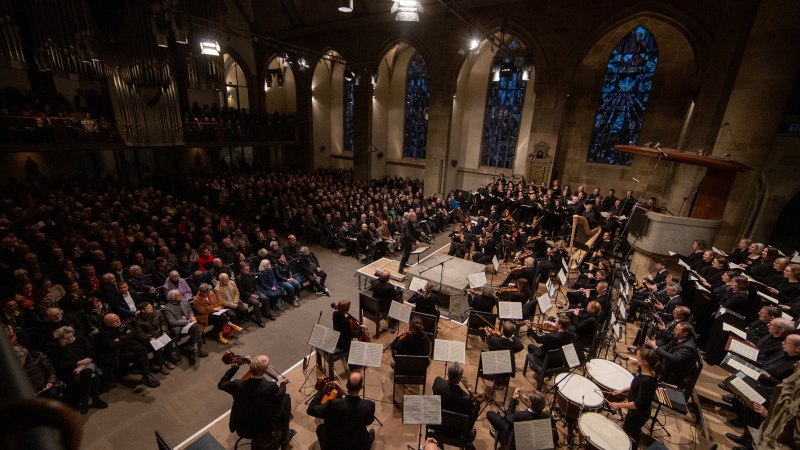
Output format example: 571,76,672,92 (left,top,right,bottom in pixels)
177,309,732,450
